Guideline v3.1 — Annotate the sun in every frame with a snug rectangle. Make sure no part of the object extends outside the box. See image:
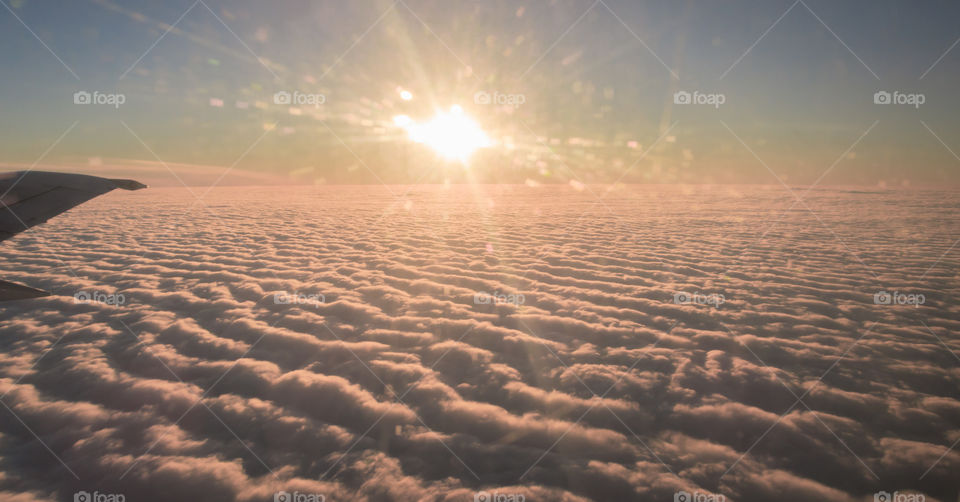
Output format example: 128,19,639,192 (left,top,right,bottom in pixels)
394,105,491,162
